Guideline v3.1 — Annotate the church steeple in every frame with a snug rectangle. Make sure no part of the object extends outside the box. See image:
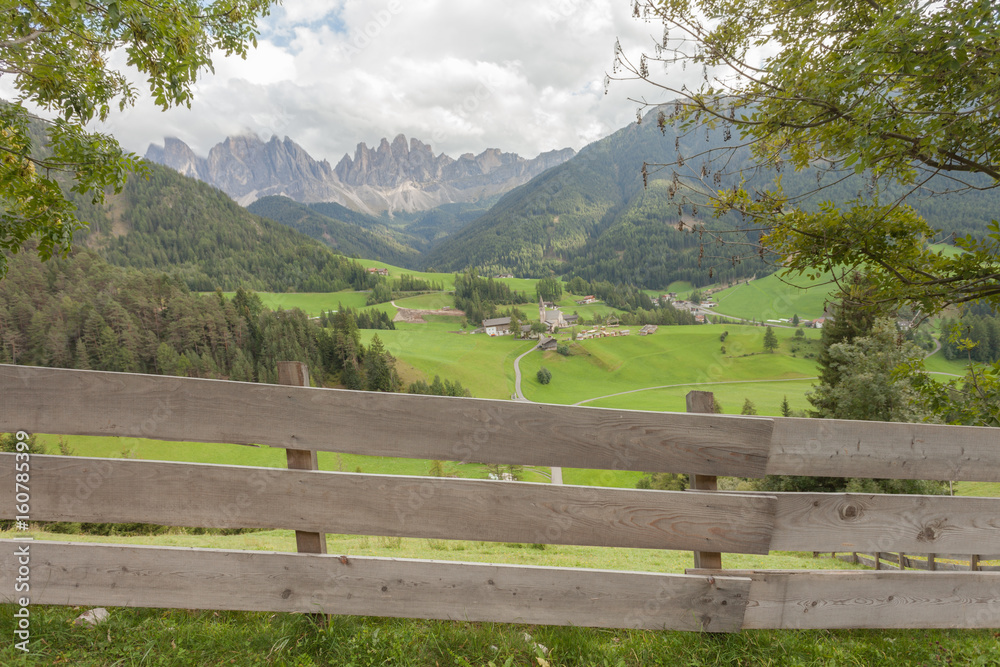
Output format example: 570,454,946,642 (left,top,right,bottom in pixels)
539,296,546,323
